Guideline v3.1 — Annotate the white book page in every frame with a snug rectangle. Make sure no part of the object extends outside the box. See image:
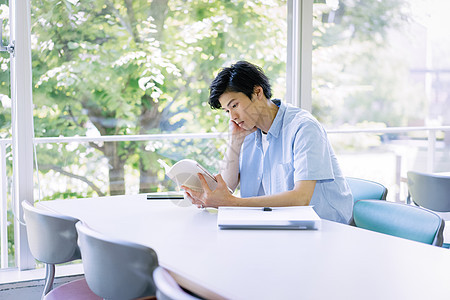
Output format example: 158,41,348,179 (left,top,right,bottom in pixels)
162,159,218,192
